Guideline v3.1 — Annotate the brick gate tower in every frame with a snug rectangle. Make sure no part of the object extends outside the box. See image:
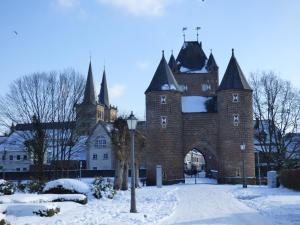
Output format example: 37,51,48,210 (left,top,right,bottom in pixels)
144,41,255,185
